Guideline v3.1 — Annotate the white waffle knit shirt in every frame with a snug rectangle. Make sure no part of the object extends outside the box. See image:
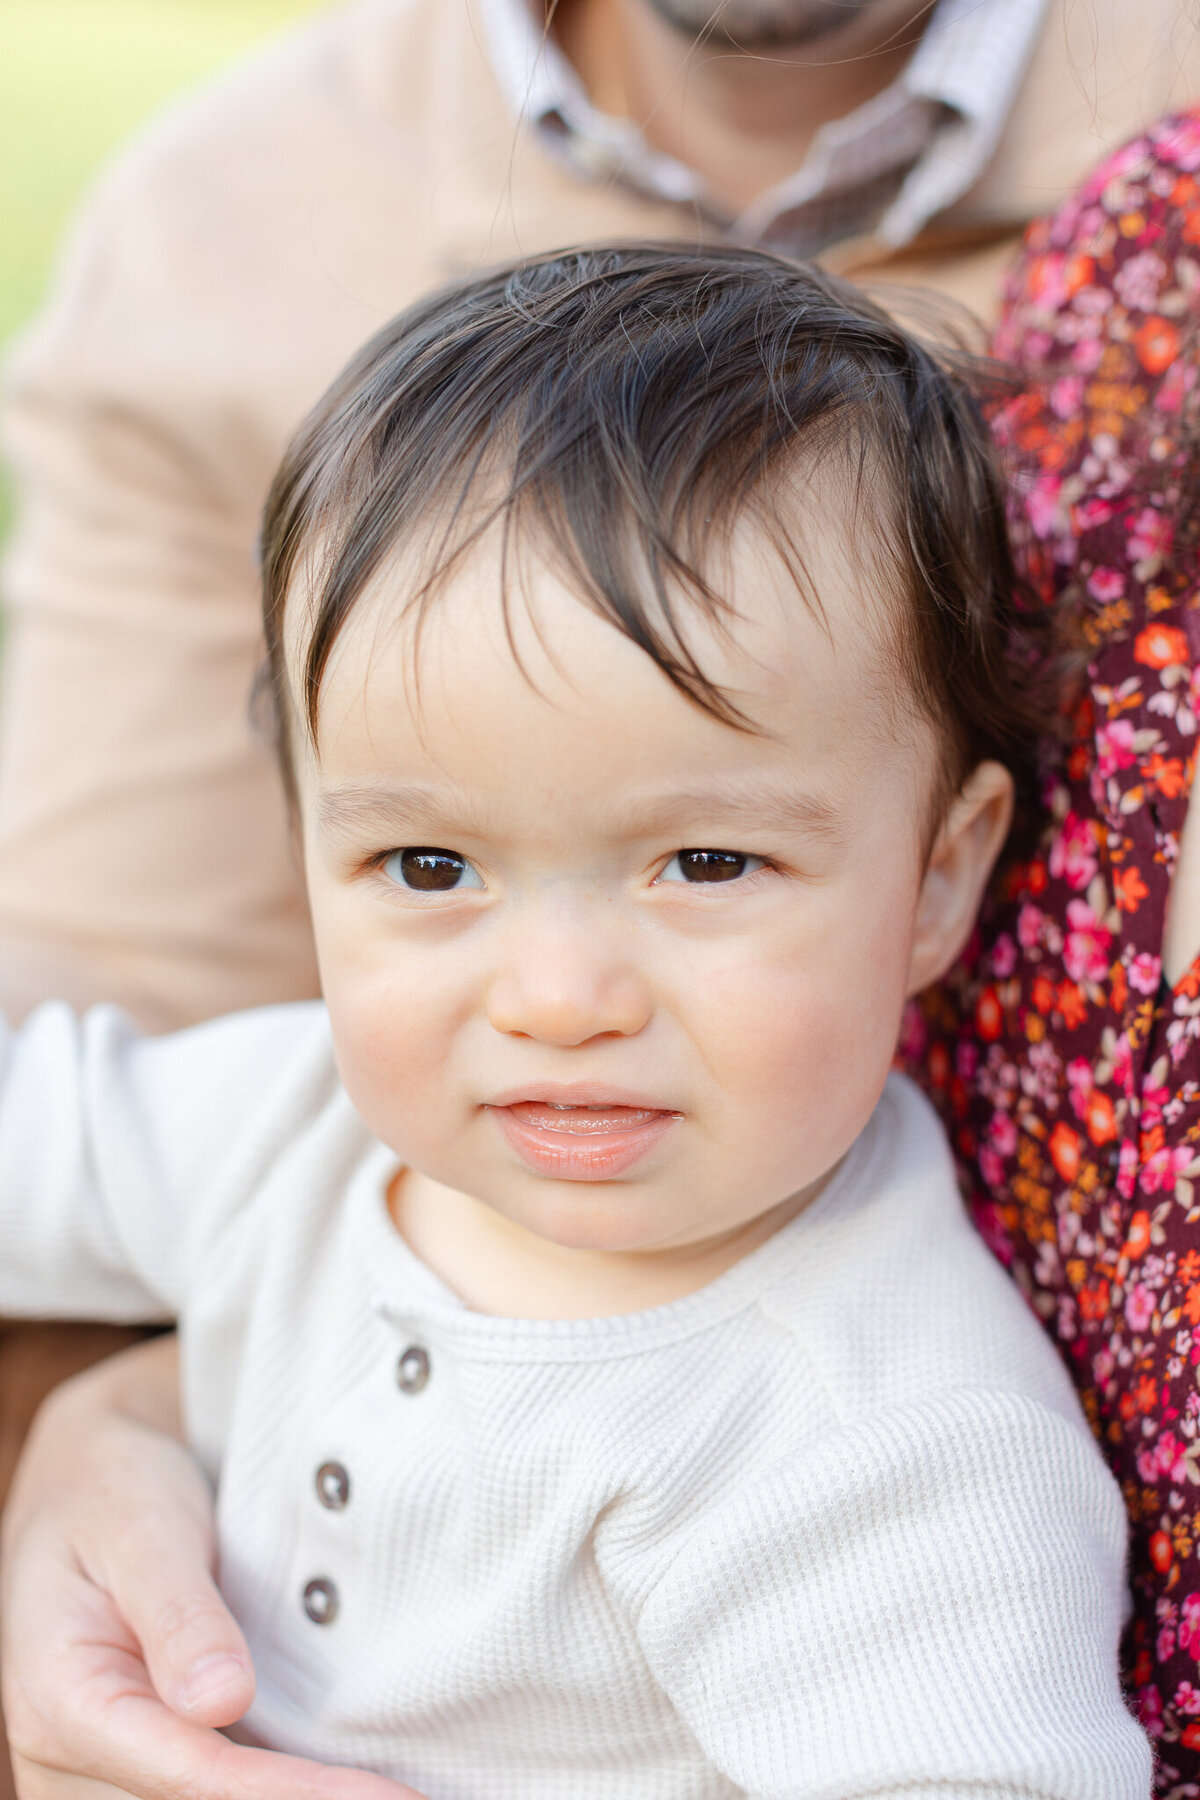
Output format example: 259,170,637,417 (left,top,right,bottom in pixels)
0,1001,1151,1799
